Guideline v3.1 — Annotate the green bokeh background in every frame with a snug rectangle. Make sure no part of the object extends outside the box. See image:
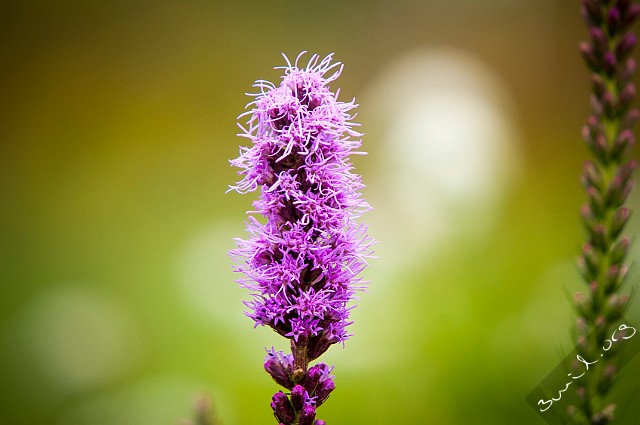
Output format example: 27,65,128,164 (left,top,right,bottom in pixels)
2,1,640,424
